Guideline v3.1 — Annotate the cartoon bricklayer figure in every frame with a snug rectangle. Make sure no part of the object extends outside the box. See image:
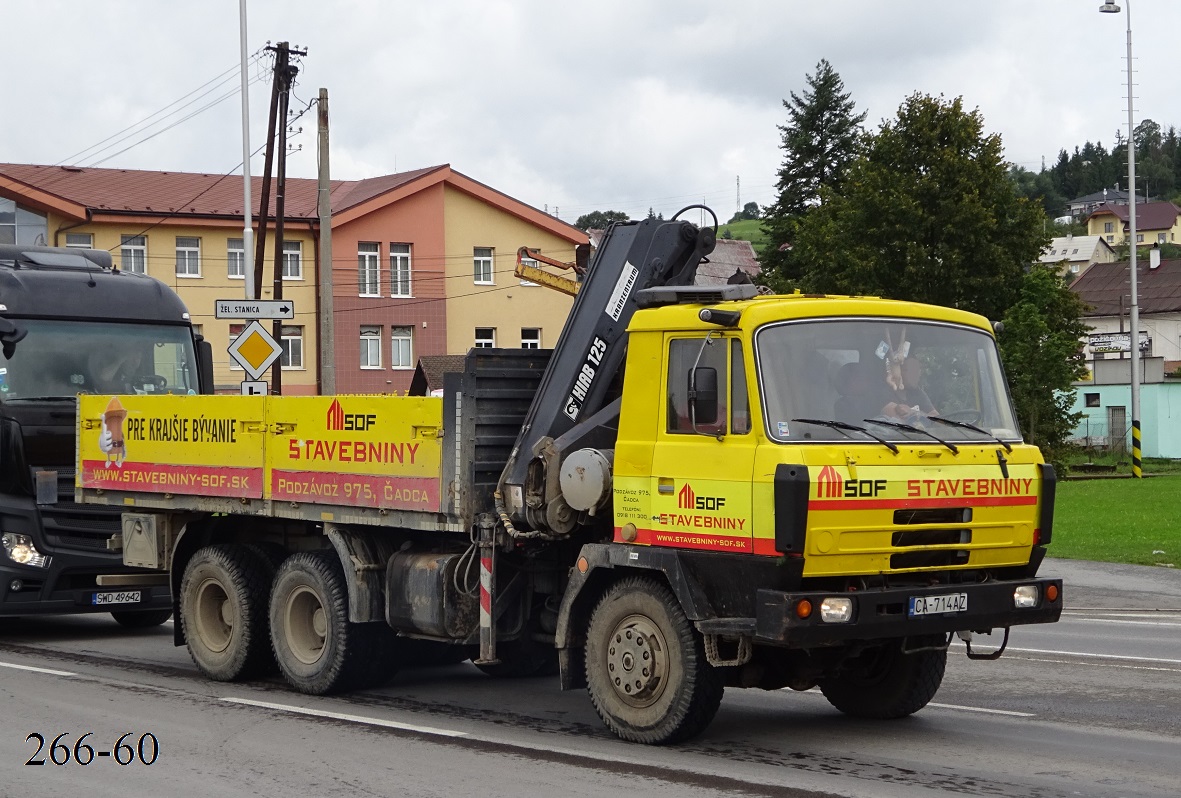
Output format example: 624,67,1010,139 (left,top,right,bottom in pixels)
99,396,128,467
